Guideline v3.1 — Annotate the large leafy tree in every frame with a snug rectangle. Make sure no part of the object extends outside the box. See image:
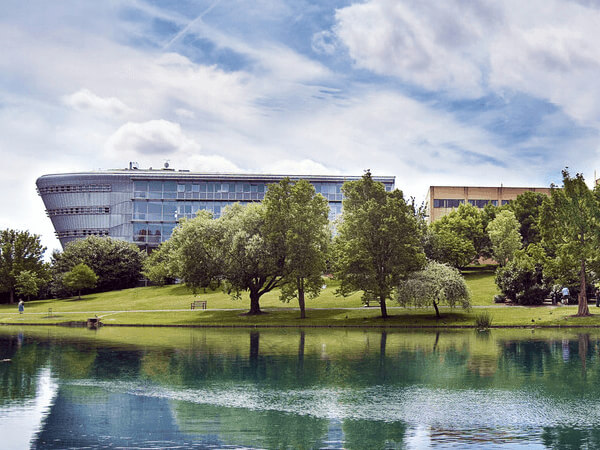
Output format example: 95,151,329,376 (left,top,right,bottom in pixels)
540,170,600,316
15,270,41,301
0,229,46,304
334,171,425,318
424,229,476,268
397,261,471,318
221,203,286,315
168,211,223,293
430,203,487,261
264,178,330,319
486,210,522,266
508,191,546,246
51,236,145,296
